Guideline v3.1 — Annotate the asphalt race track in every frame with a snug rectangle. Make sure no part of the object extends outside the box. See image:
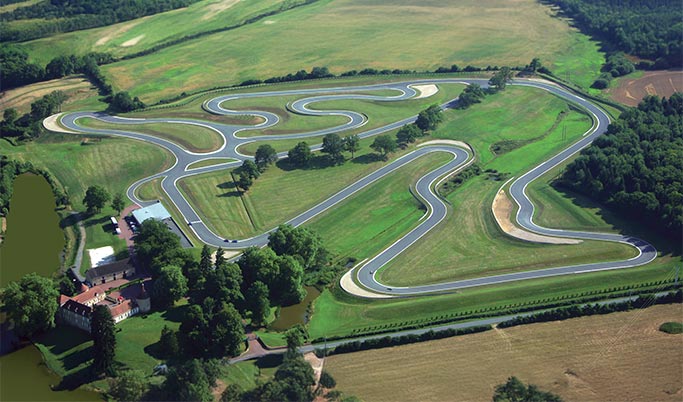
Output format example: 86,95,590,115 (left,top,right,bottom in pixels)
58,78,657,296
